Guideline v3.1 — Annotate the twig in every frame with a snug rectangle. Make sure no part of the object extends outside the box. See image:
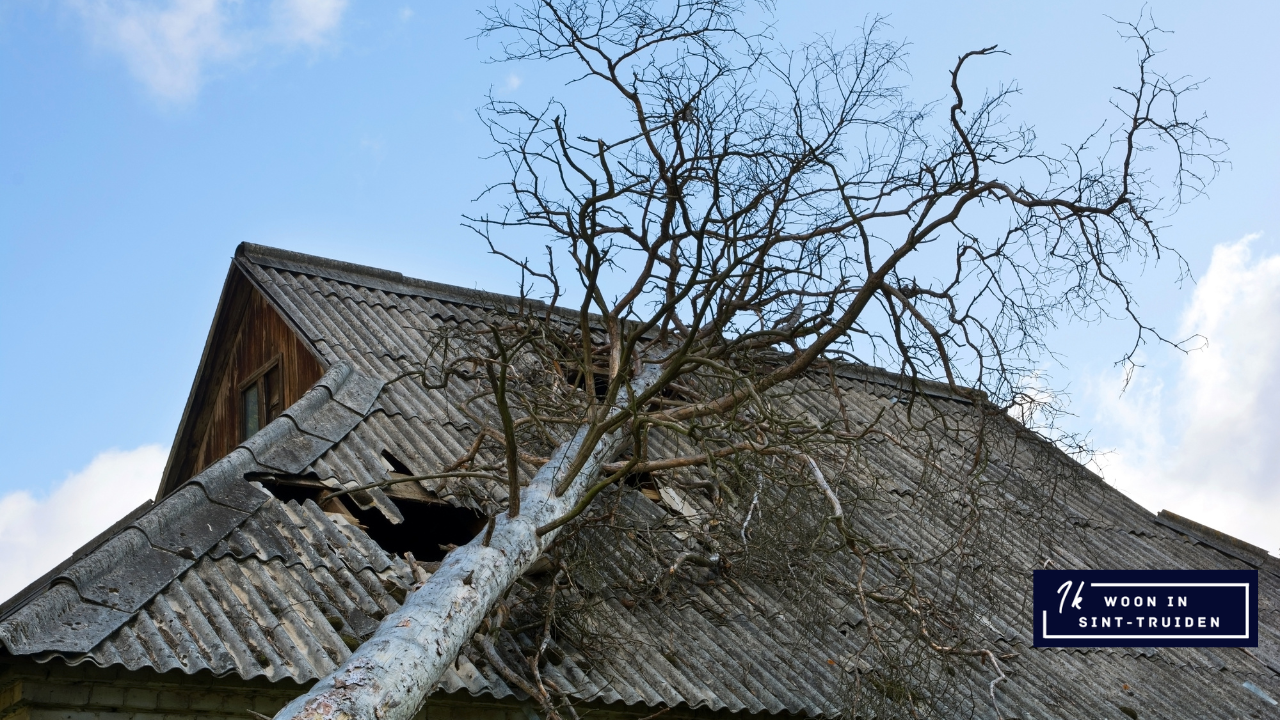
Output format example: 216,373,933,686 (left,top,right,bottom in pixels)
740,488,760,546
802,453,844,522
403,552,432,586
653,552,721,594
982,649,1008,719
479,634,561,720
636,708,671,720
322,471,503,501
